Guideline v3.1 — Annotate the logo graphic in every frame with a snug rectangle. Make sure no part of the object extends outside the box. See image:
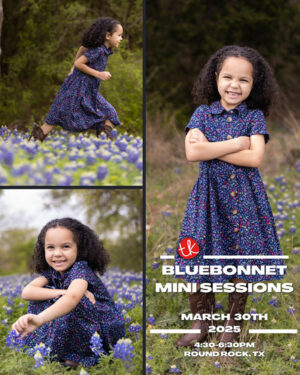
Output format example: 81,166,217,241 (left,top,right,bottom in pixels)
178,237,199,259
